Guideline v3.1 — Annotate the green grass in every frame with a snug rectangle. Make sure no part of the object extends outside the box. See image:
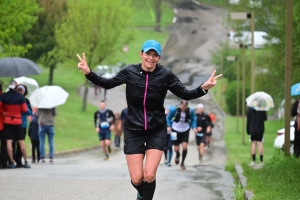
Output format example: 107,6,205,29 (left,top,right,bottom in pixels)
210,78,228,113
131,0,174,27
243,151,300,200
224,116,300,199
198,0,225,6
118,29,170,64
